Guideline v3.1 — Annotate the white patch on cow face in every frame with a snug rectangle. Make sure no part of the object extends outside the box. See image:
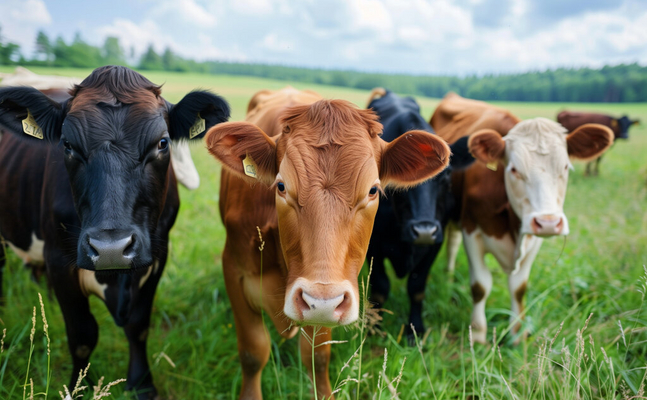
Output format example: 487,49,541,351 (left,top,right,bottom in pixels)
503,118,571,237
138,261,158,288
171,141,200,190
6,233,44,265
78,269,108,300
